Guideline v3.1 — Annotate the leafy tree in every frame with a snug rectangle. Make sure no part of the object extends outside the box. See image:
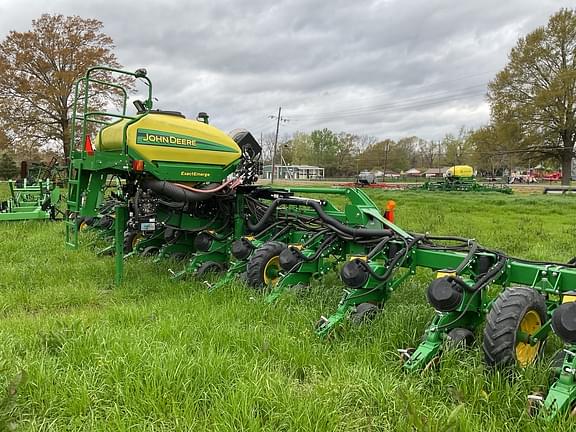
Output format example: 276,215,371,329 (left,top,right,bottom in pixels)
488,8,576,184
310,128,340,175
0,14,127,159
442,128,473,167
287,132,313,166
334,132,359,176
0,152,18,180
412,138,437,169
395,137,418,170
